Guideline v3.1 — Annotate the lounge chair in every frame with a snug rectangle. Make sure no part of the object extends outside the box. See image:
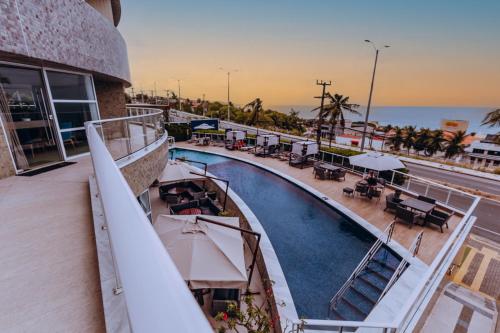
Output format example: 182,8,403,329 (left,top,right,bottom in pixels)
394,205,418,229
424,209,451,233
417,195,436,204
